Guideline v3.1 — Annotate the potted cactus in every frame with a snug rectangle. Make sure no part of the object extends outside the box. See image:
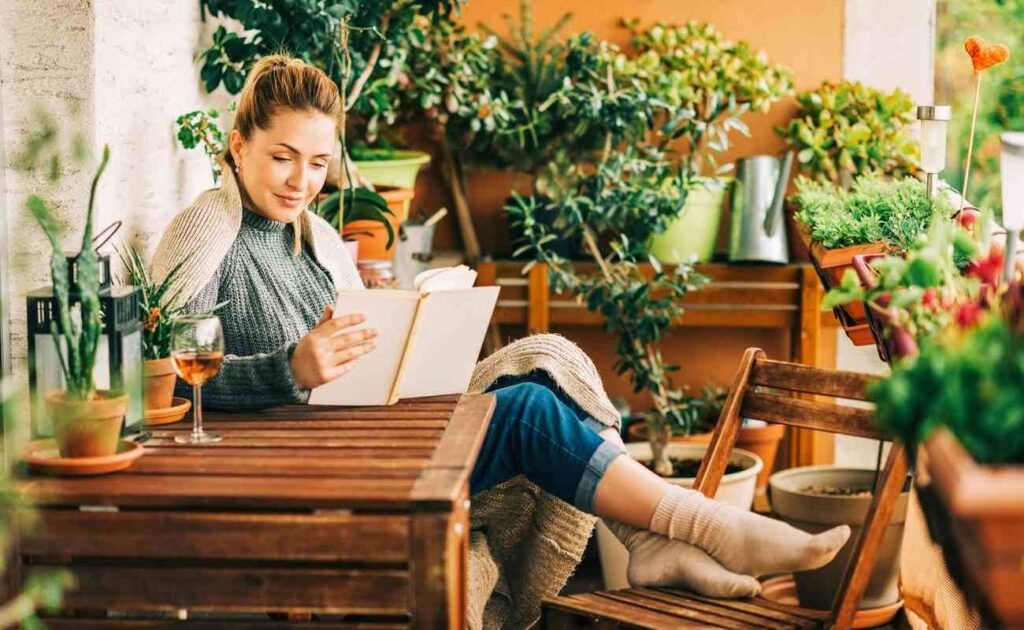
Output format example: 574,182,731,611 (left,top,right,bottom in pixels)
27,146,128,458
